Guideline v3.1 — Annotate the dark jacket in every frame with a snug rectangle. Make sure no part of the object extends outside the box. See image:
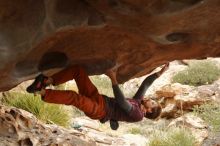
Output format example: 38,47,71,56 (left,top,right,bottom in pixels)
100,73,158,123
